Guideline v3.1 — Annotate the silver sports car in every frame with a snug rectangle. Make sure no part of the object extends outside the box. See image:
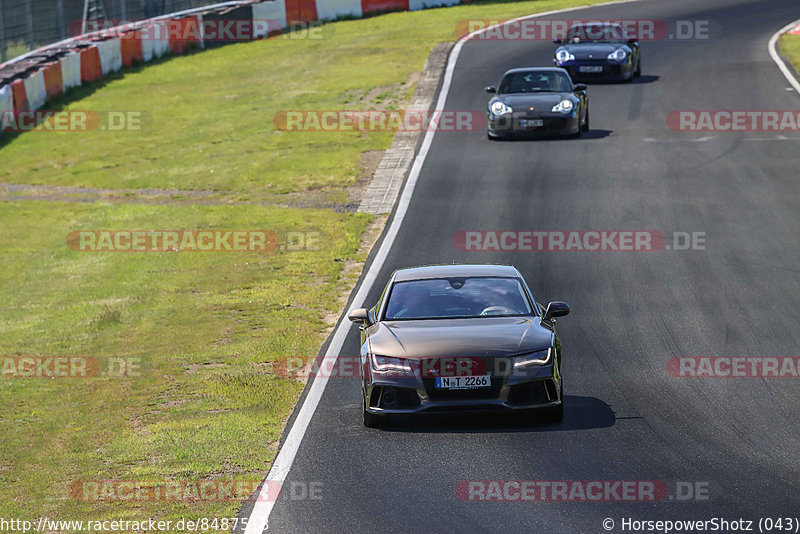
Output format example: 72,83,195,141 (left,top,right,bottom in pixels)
348,264,570,427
